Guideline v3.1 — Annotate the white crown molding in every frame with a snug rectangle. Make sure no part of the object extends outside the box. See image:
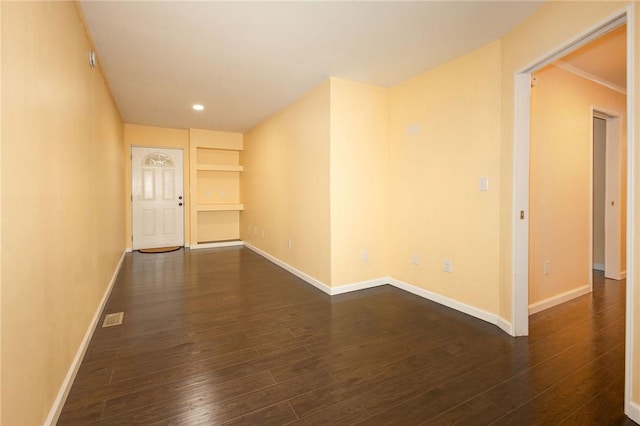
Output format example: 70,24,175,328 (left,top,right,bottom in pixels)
554,61,626,95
